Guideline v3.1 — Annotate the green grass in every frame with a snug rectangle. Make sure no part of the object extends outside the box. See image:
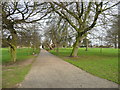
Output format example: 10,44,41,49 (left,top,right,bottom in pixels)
2,65,31,88
1,48,39,64
1,47,40,88
50,48,119,84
